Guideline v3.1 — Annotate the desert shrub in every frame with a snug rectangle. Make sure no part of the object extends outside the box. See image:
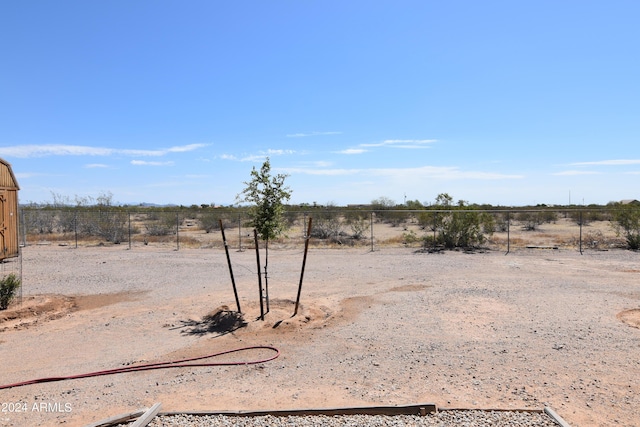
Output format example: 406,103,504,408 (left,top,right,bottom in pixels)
23,209,56,234
76,210,129,243
493,212,510,232
344,212,369,240
199,212,222,233
516,211,544,231
539,210,558,224
419,210,494,249
568,209,607,226
611,204,640,250
582,230,606,250
371,197,407,227
145,212,177,236
402,230,420,245
311,211,343,241
438,210,493,249
0,273,21,310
